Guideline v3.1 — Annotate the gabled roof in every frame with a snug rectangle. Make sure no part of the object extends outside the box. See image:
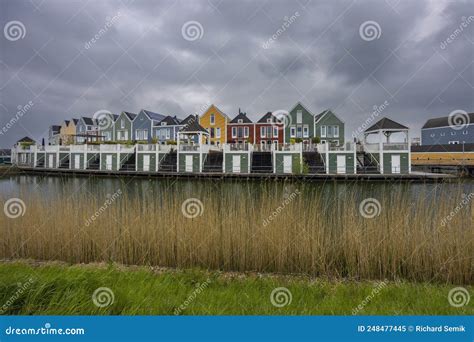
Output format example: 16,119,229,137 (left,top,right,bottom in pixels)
180,115,198,126
72,118,79,125
289,102,316,116
422,113,474,129
122,111,137,121
81,117,96,125
180,117,208,133
139,109,166,122
314,109,345,124
365,117,408,132
156,115,181,126
50,125,61,134
63,120,70,126
202,104,230,120
17,136,35,143
230,110,252,123
257,112,281,123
